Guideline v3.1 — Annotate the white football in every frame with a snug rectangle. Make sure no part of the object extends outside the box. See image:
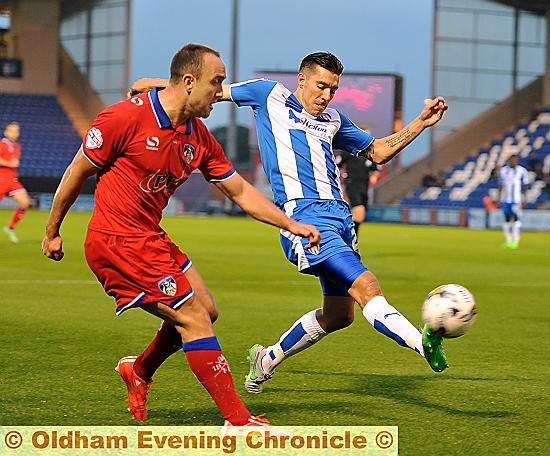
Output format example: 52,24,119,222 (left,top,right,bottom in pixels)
422,284,477,338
